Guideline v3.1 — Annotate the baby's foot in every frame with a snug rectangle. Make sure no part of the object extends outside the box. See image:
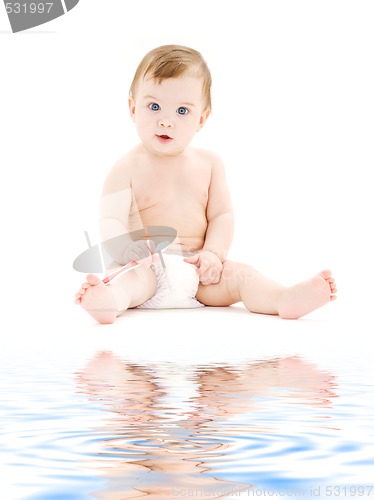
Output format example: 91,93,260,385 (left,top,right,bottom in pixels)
75,274,117,324
278,270,337,319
